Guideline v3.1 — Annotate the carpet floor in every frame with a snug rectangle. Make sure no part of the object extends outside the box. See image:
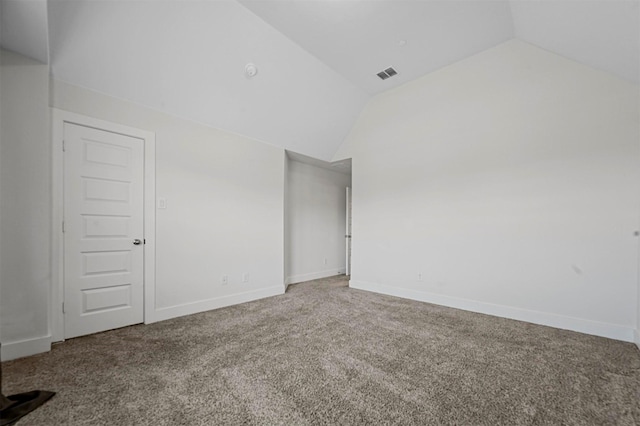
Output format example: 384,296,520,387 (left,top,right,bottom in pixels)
3,275,640,425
